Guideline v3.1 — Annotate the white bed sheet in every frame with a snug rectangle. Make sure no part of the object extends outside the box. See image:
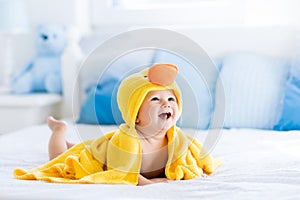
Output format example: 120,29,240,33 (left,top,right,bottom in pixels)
1,122,300,200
